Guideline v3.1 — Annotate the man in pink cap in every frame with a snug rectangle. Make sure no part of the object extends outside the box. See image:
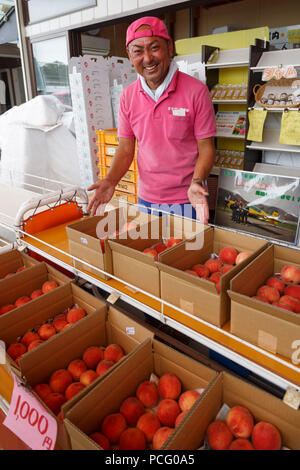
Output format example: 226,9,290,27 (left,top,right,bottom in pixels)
88,16,216,222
